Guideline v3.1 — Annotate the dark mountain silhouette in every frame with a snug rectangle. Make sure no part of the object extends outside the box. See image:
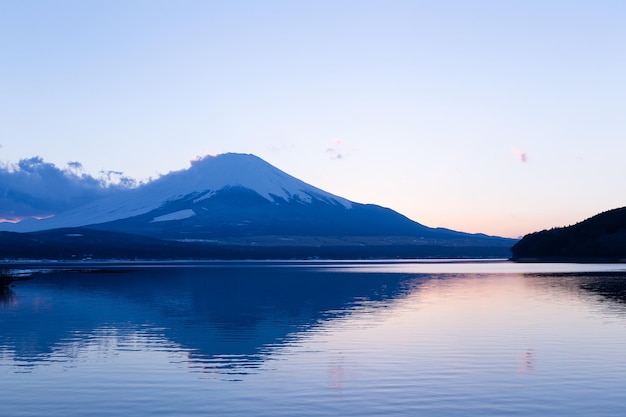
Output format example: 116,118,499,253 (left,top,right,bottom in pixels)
0,227,513,260
511,207,626,262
